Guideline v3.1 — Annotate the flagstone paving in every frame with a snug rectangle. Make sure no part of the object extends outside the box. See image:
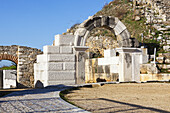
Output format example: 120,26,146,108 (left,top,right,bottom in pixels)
0,85,89,113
